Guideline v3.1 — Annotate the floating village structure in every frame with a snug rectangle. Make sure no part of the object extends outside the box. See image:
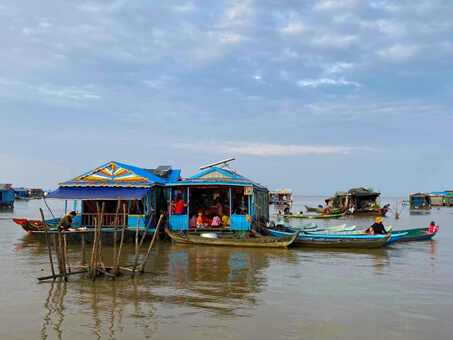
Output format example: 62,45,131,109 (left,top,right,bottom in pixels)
273,188,292,205
46,161,180,230
325,187,381,215
166,161,269,231
0,183,15,208
409,193,432,210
